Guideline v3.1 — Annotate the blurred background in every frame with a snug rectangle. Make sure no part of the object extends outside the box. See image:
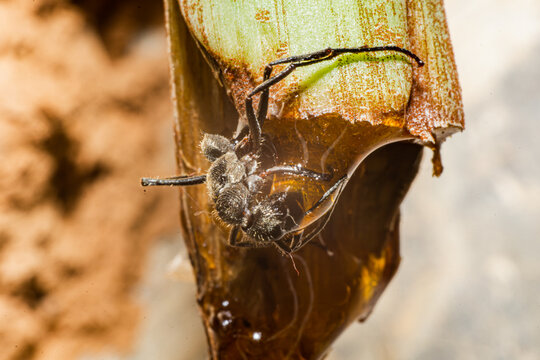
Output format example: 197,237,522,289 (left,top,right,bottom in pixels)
0,0,538,359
